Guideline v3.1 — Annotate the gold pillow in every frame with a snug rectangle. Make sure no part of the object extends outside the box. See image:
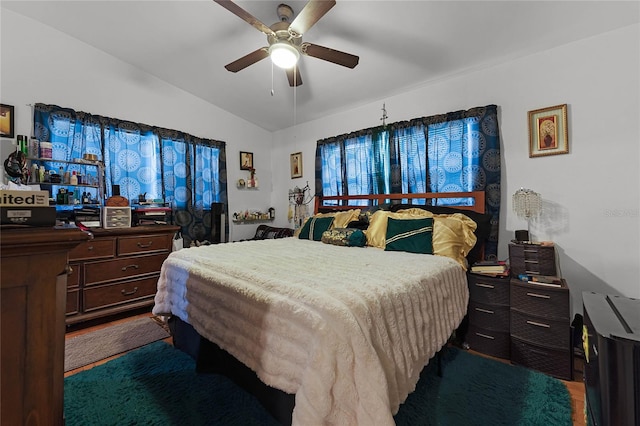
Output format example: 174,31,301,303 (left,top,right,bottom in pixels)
365,209,433,248
432,213,478,269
